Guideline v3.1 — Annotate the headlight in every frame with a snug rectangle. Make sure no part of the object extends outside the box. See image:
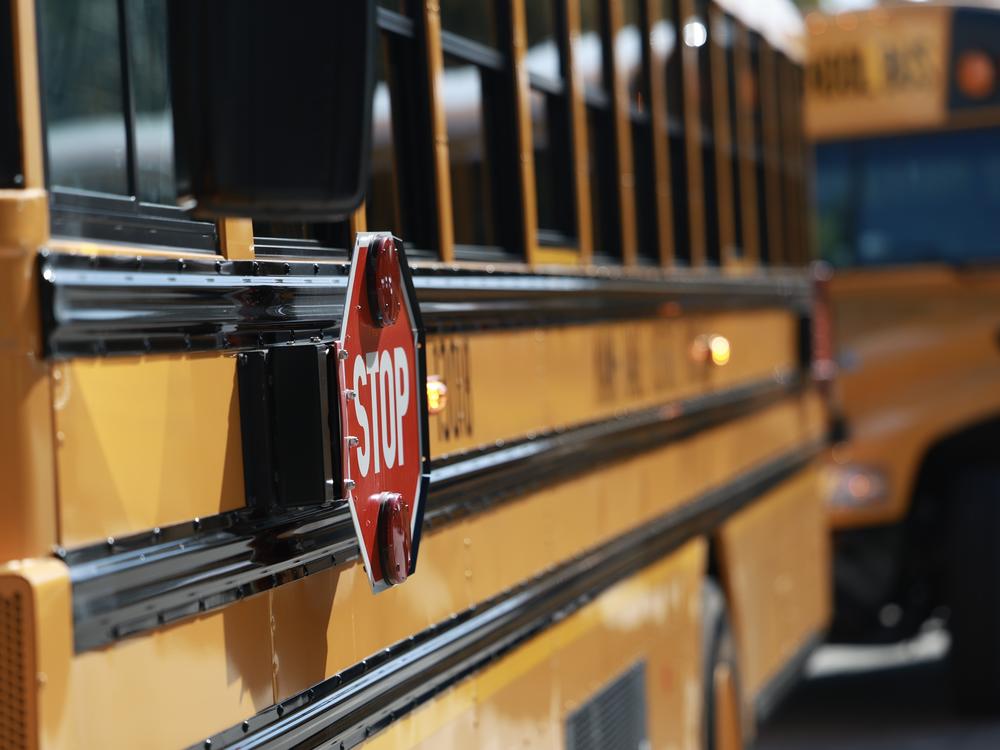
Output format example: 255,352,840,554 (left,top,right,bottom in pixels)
825,463,889,510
